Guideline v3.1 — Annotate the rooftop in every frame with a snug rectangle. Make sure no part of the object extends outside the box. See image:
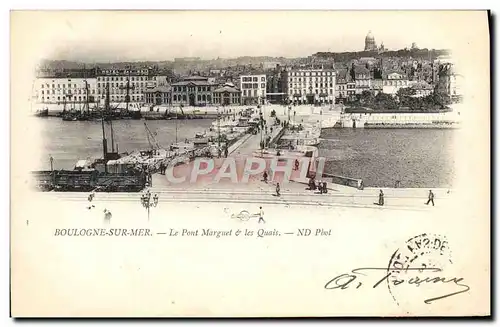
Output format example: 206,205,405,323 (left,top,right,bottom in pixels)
171,80,214,86
144,85,172,93
183,76,209,81
214,86,241,93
